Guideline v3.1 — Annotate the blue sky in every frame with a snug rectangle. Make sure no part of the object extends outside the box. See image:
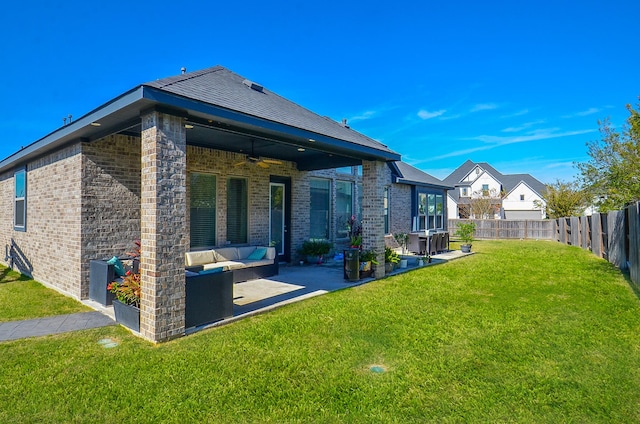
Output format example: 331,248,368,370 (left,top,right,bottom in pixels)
0,0,637,183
